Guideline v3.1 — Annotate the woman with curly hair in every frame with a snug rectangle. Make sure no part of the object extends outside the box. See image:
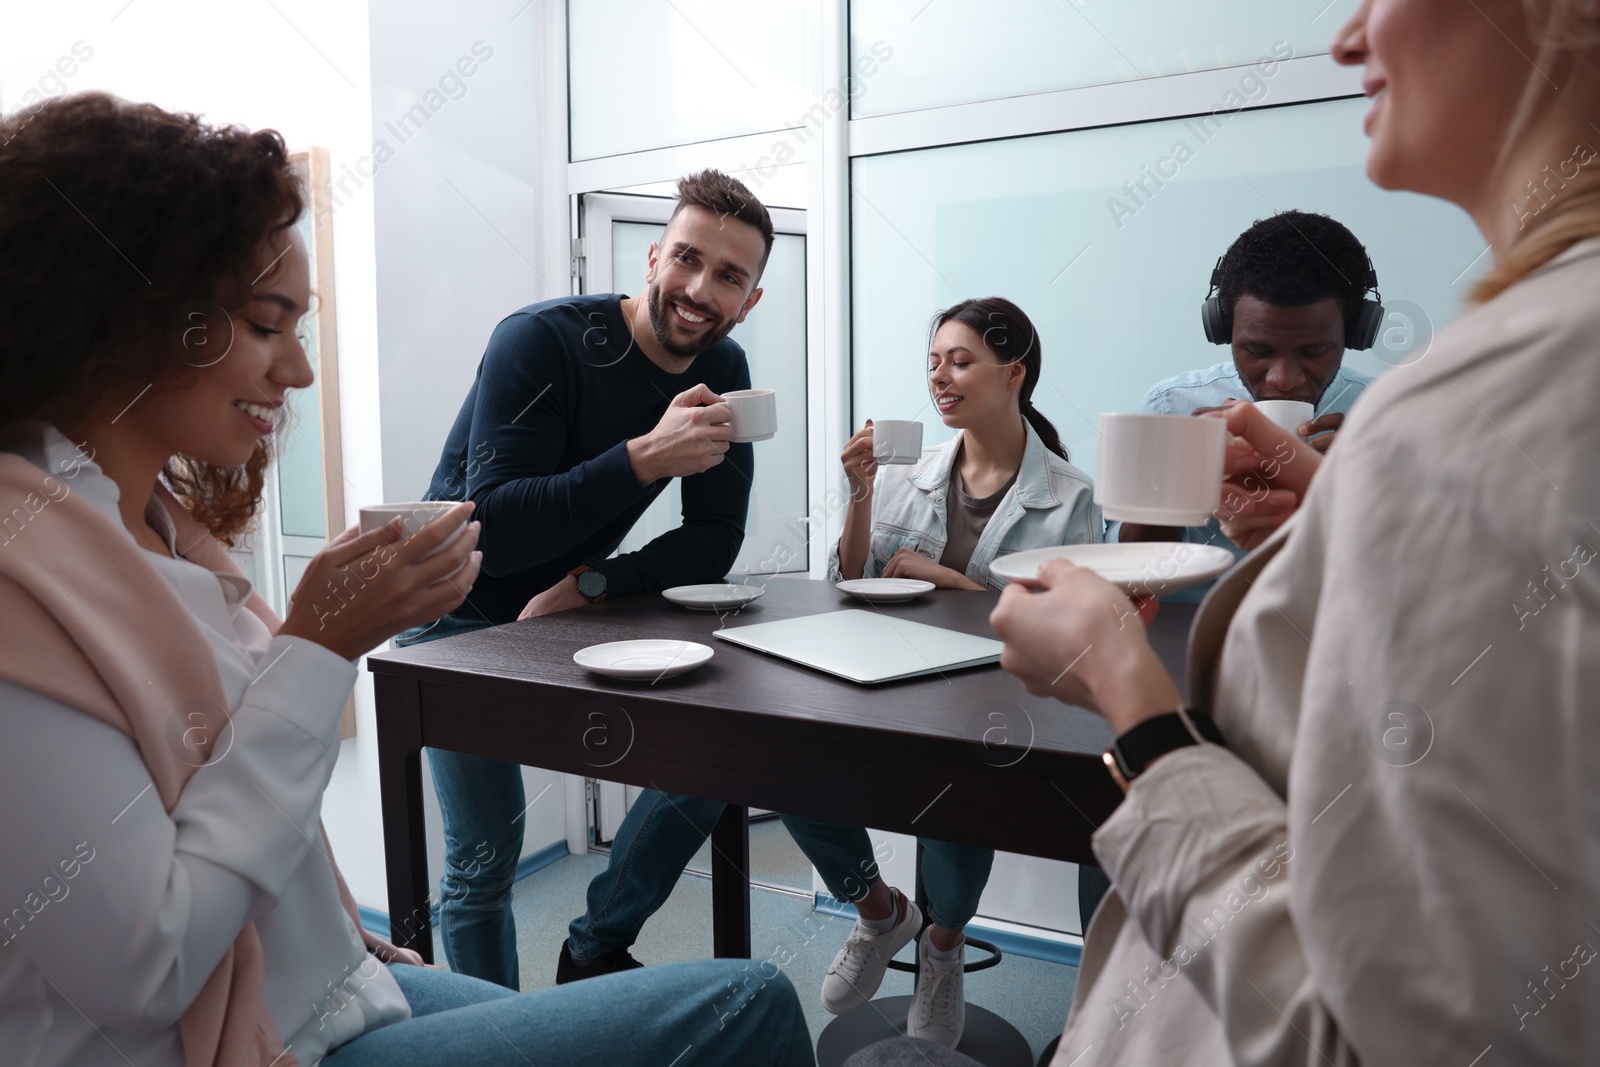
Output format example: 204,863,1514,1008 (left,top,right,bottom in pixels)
0,92,812,1066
